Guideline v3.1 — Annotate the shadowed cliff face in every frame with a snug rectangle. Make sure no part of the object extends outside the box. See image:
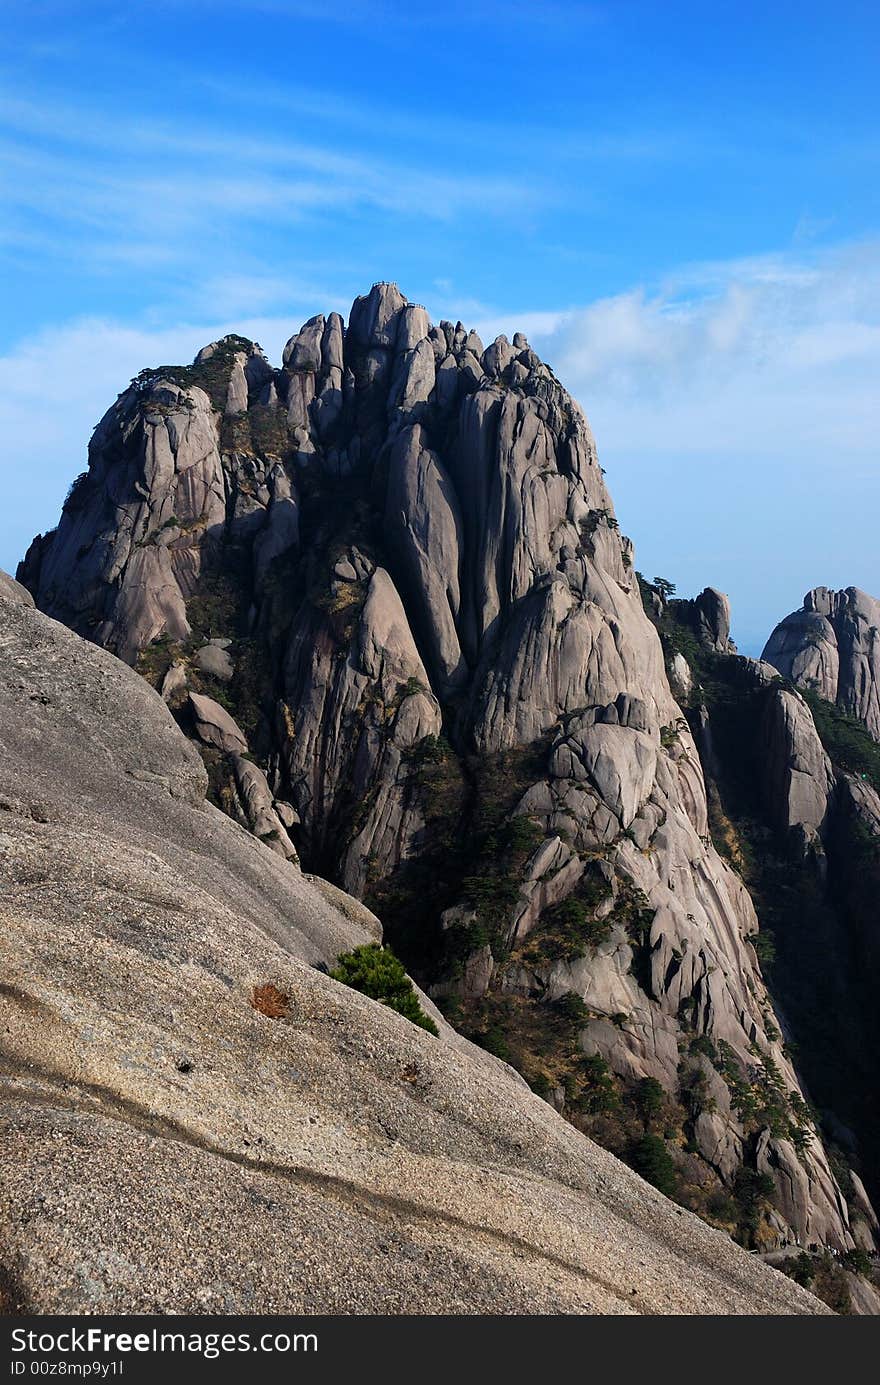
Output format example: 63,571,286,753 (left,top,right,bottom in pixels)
757,588,880,1210
644,589,880,1243
17,284,879,1261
